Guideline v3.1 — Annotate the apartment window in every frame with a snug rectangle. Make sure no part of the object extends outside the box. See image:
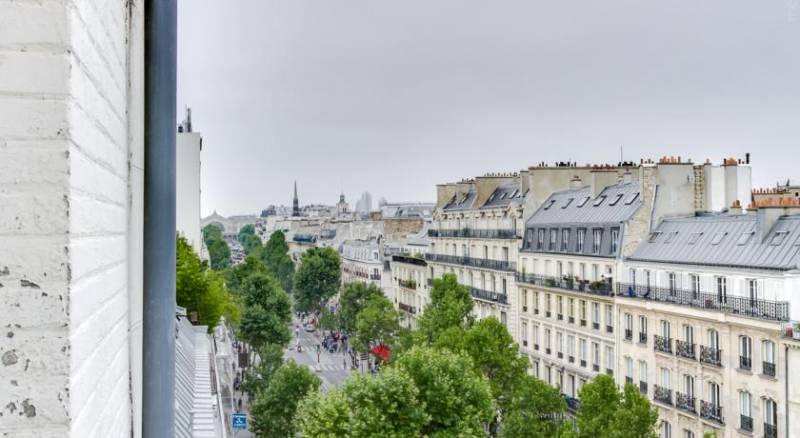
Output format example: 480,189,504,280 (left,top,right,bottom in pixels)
521,321,528,346
605,304,613,330
561,229,570,251
689,274,700,299
661,421,672,438
629,268,637,288
532,325,539,346
577,229,586,252
579,262,586,280
683,430,694,438
624,313,633,339
567,335,575,358
668,272,677,296
592,229,602,253
521,289,528,312
556,332,563,355
707,329,720,350
483,245,489,259
610,228,620,253
592,302,600,326
740,391,752,429
568,298,575,320
592,264,599,281
549,229,558,250
544,329,551,351
545,293,552,314
660,320,671,339
592,342,600,368
660,367,671,389
682,324,694,344
501,247,509,262
580,300,587,321
605,346,614,372
557,296,563,317
715,276,727,304
556,261,563,277
708,381,721,408
748,279,759,305
579,339,587,362
625,357,633,381
763,340,776,376
645,270,652,292
740,336,752,369
764,398,777,429
639,361,648,384
639,315,648,341
537,229,545,249
683,374,694,399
